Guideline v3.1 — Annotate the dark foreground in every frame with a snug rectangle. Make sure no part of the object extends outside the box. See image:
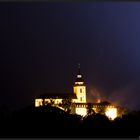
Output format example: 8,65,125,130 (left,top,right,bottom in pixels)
0,105,140,138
